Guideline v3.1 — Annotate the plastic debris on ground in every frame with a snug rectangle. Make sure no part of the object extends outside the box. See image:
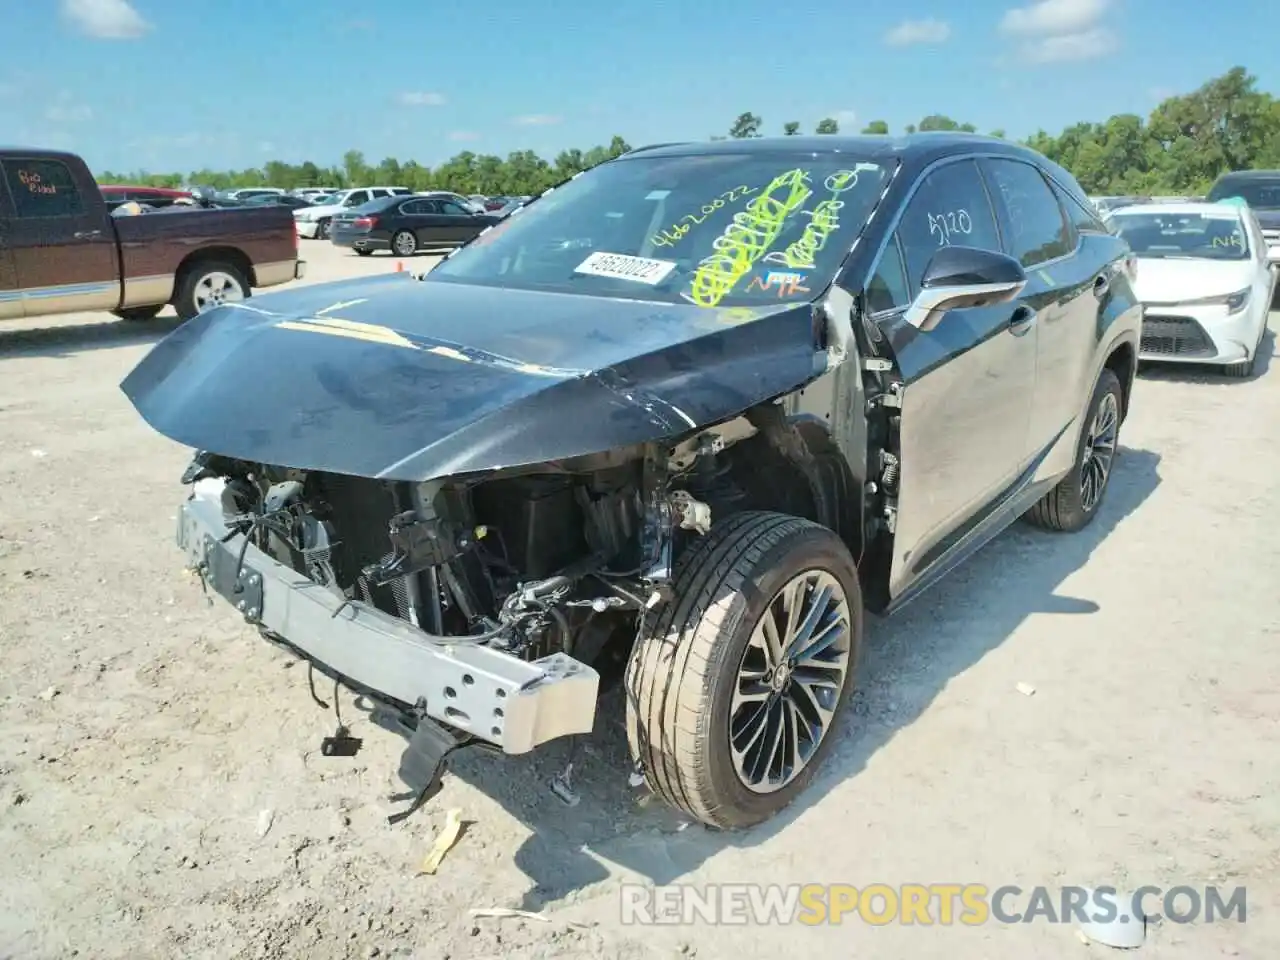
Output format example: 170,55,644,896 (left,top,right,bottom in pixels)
418,808,463,875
